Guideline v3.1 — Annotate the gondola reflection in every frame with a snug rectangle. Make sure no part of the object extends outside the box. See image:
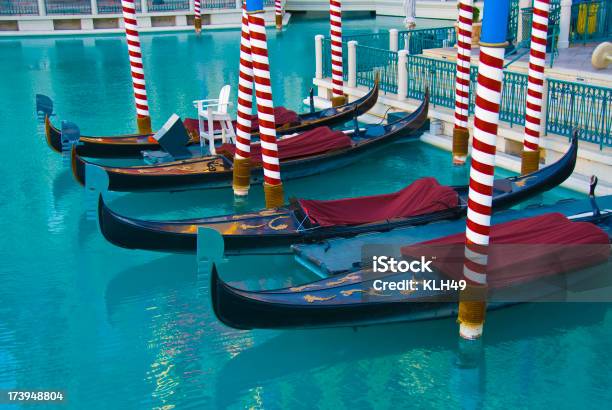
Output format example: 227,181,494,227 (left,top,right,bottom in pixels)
214,303,609,408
